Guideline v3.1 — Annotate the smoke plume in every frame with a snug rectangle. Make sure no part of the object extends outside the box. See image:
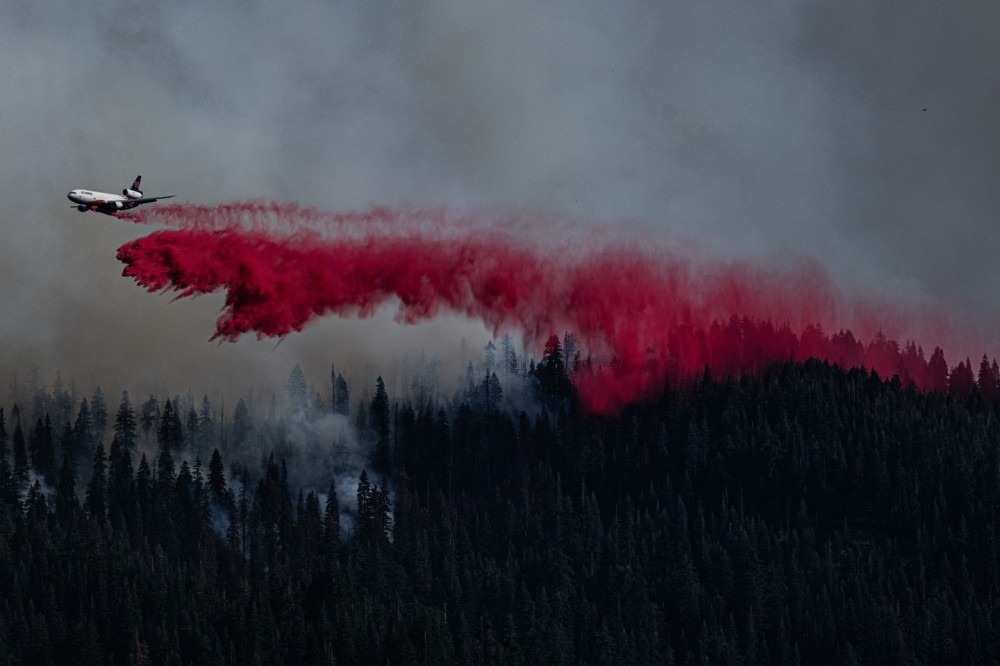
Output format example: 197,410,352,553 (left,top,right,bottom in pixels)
119,204,967,413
